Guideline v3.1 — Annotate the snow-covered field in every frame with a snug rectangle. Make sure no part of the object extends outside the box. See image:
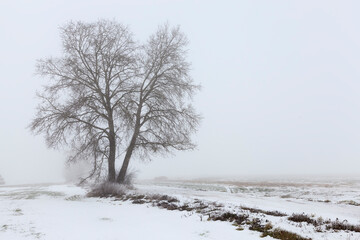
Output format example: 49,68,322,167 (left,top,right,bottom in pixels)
137,178,360,222
0,178,359,240
0,184,265,240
